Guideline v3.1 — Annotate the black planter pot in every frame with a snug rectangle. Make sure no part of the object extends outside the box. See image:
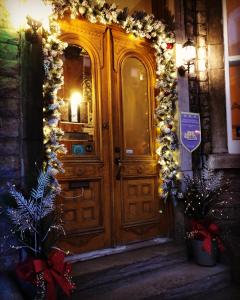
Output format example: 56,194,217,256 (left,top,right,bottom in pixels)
192,239,218,266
